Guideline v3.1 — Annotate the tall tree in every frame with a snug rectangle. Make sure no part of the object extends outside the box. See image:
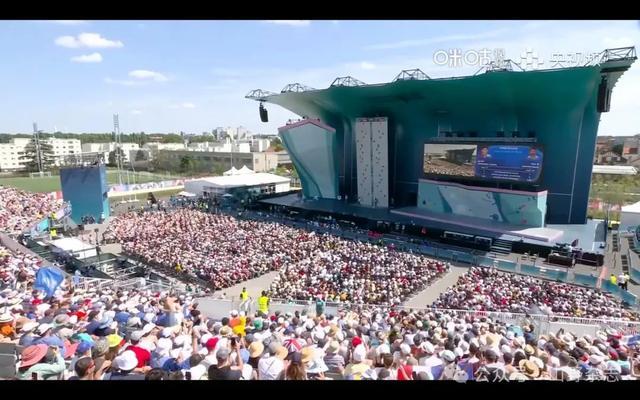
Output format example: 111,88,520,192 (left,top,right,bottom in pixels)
108,147,126,167
179,155,195,173
135,149,148,161
19,138,55,172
